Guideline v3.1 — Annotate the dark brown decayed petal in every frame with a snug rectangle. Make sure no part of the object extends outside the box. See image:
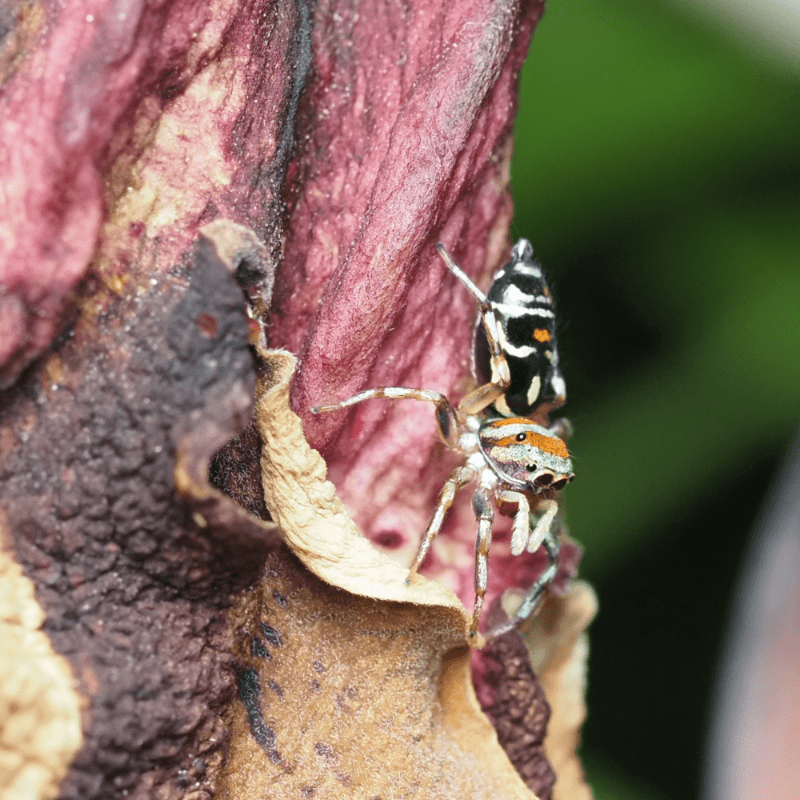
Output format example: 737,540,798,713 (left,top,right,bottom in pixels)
0,237,278,799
